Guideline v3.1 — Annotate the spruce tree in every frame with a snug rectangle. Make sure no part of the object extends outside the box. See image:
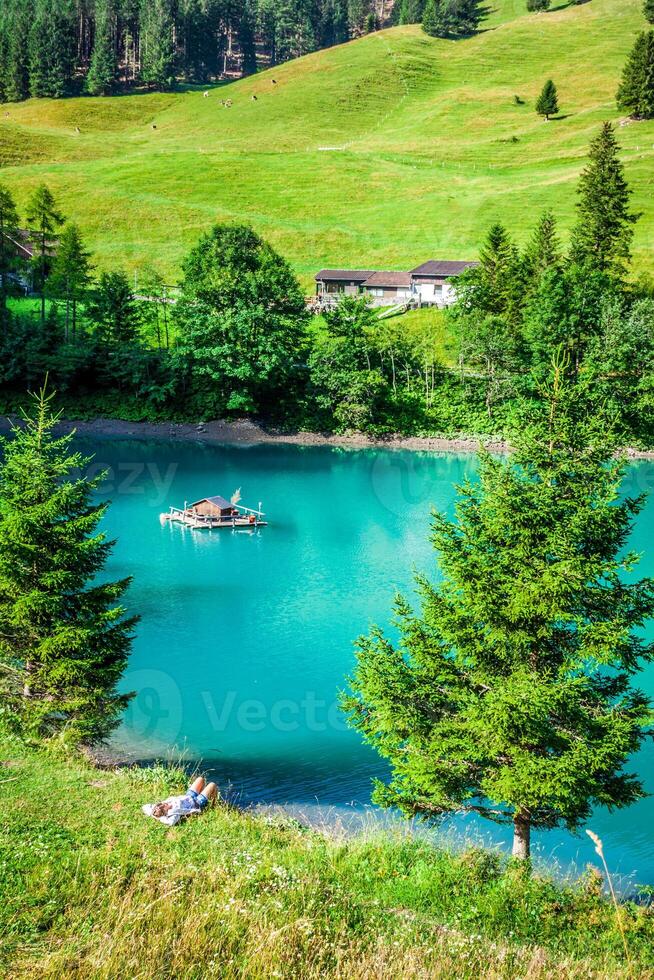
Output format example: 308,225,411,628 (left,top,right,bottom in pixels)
422,0,439,36
419,0,483,36
140,0,175,90
526,0,550,11
28,0,76,99
26,184,65,330
616,31,654,120
0,21,8,104
0,386,136,743
523,210,561,282
342,359,654,860
86,0,118,96
89,270,140,347
47,223,93,341
645,0,654,25
535,79,559,119
0,183,21,316
2,0,30,102
399,0,425,24
571,123,640,275
477,222,523,317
